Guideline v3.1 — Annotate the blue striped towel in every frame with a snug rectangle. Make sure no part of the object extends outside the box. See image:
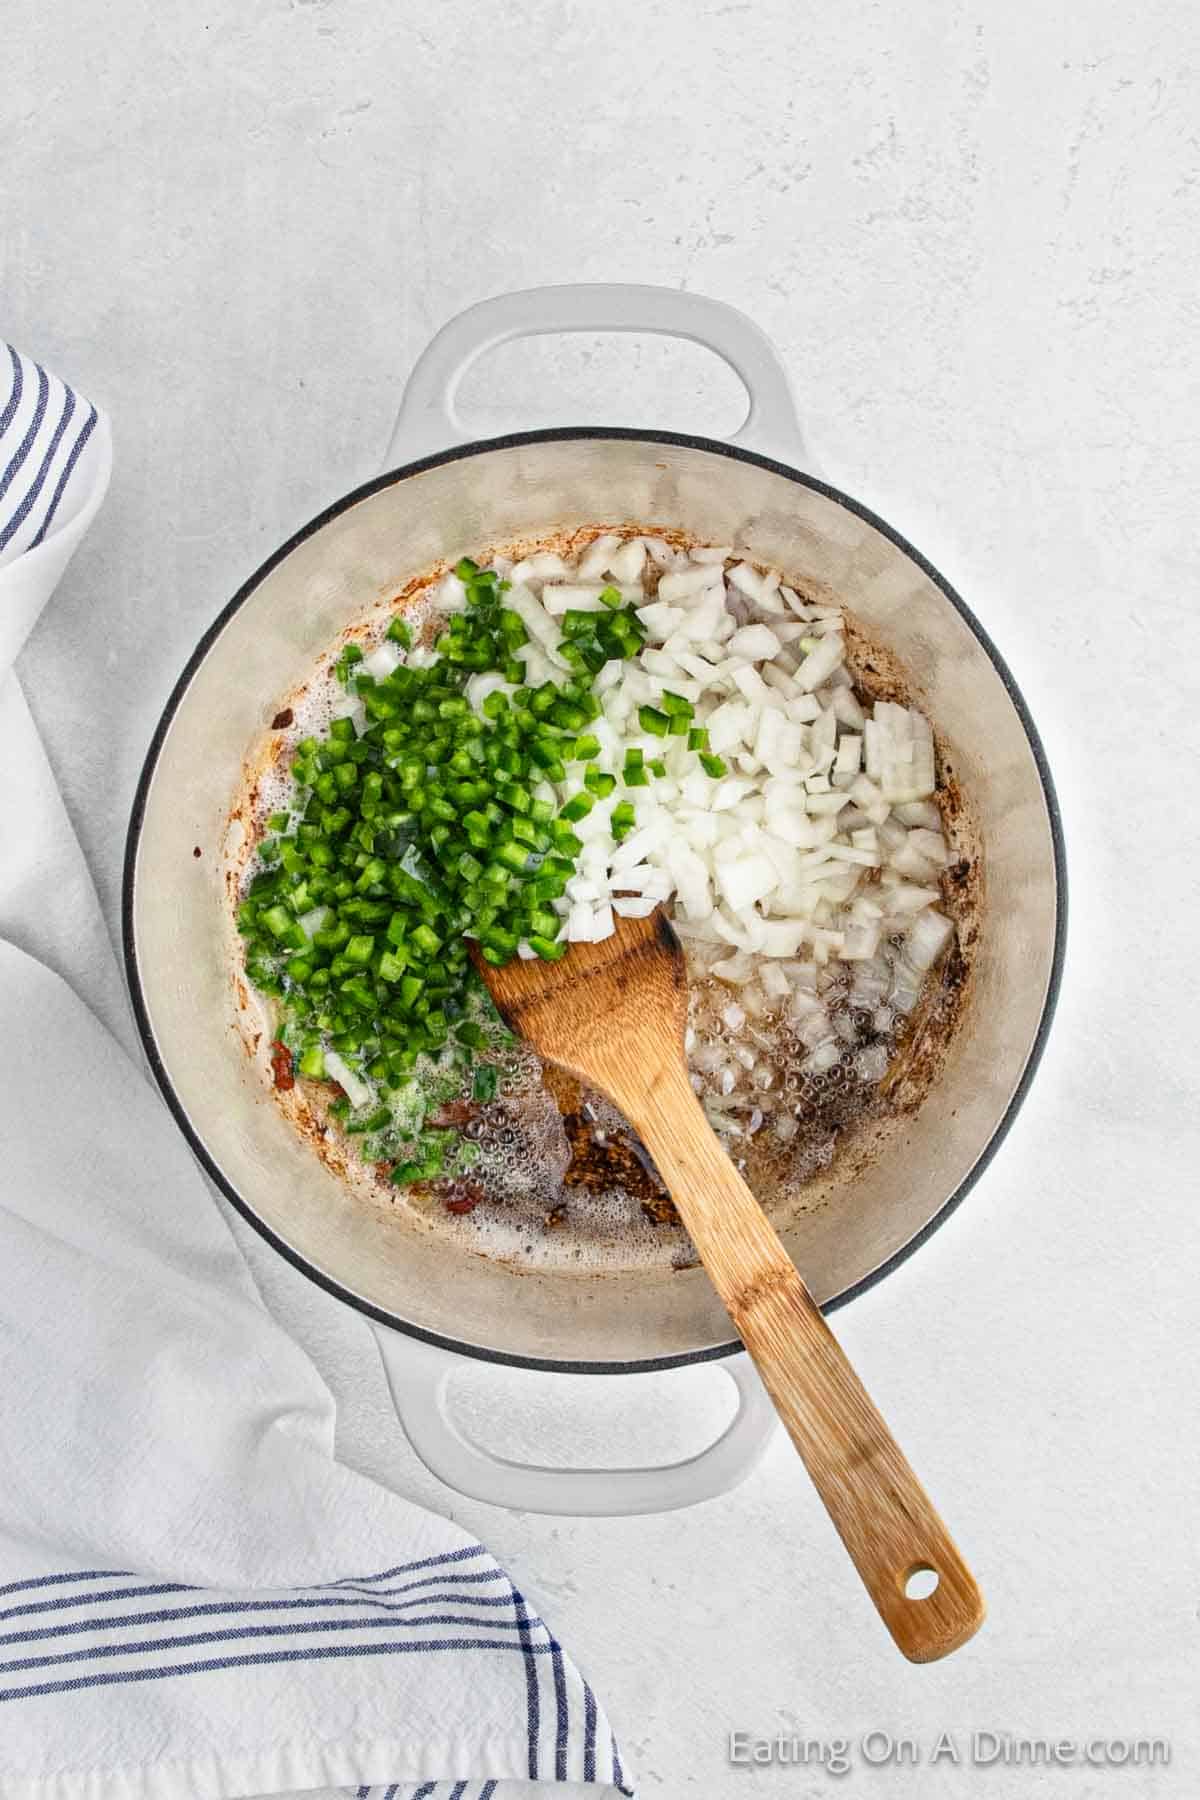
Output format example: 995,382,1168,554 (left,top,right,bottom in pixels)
0,343,632,1800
